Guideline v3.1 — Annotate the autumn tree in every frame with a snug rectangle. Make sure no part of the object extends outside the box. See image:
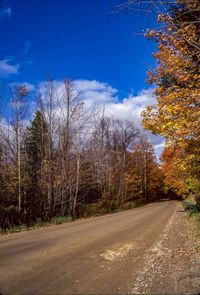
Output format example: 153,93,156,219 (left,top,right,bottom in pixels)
160,146,189,198
142,0,200,201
